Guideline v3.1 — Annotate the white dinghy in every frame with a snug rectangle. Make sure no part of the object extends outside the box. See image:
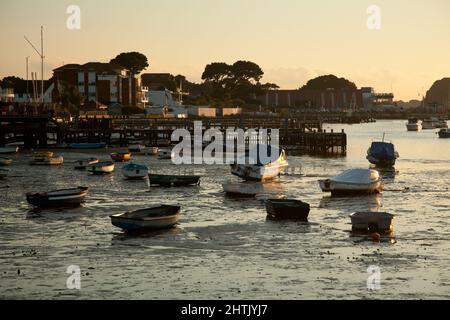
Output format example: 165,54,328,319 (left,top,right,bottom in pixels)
319,168,382,196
